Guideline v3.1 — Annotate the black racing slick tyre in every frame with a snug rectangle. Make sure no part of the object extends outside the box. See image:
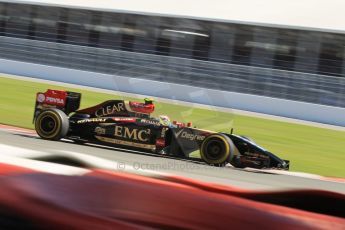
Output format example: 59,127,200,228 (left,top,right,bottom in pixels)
35,108,69,141
200,134,235,166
